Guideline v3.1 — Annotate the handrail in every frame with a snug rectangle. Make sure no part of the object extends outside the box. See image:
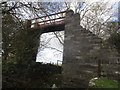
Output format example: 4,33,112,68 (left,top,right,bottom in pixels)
31,19,65,29
29,11,66,29
30,11,66,21
31,17,65,25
